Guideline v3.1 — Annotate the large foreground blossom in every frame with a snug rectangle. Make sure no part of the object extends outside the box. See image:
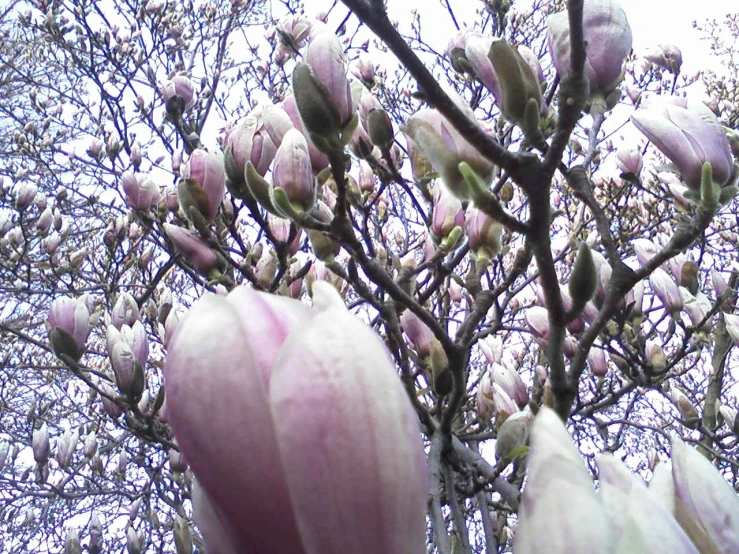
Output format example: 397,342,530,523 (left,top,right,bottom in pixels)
514,407,739,553
164,282,427,554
